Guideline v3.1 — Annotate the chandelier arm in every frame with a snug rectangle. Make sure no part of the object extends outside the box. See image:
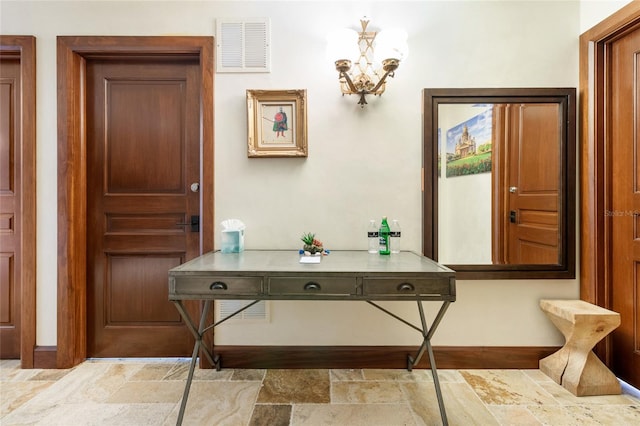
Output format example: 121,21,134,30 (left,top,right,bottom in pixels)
369,69,394,94
339,71,359,94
